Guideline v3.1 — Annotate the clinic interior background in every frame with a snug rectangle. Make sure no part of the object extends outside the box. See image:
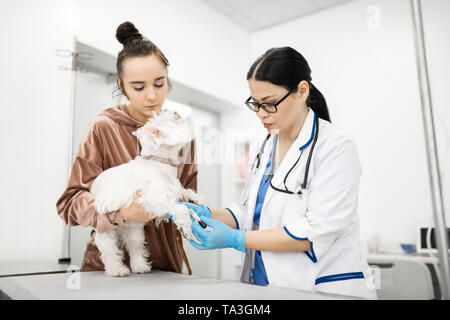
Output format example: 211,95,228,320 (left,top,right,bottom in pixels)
0,0,449,281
